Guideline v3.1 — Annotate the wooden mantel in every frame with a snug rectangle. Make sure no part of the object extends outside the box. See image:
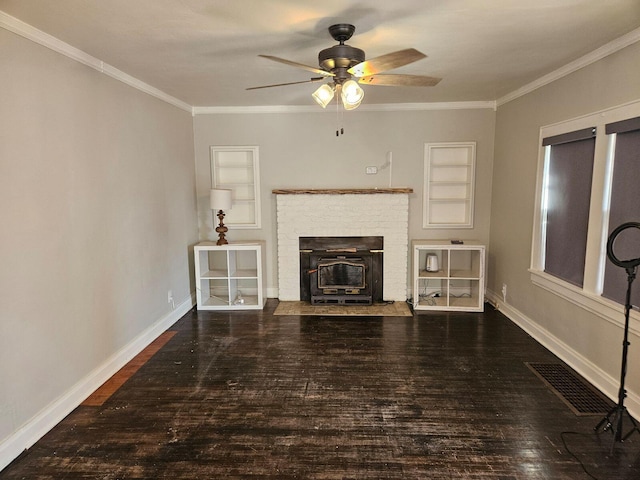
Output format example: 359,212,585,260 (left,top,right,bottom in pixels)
272,188,413,195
